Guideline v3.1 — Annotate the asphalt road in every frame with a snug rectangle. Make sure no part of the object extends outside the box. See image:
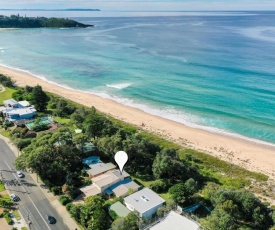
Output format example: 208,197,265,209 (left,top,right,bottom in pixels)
0,139,69,230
